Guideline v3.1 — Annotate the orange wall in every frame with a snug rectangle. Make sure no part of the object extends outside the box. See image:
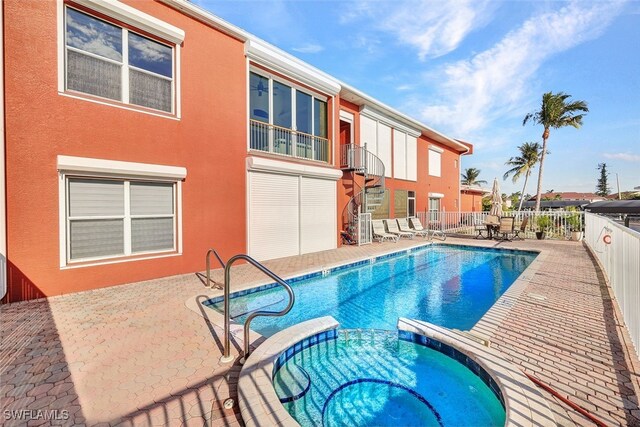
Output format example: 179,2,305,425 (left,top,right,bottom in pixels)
3,0,248,302
337,99,463,237
461,192,484,212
